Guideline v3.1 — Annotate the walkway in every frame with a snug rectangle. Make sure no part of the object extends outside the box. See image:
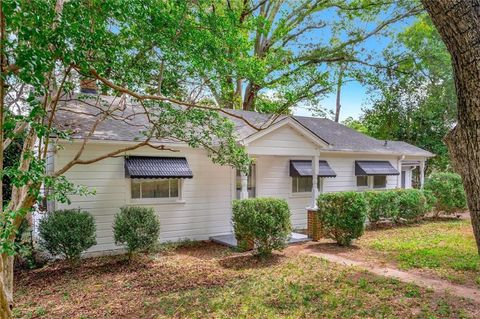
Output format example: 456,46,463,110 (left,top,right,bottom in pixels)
304,249,480,303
